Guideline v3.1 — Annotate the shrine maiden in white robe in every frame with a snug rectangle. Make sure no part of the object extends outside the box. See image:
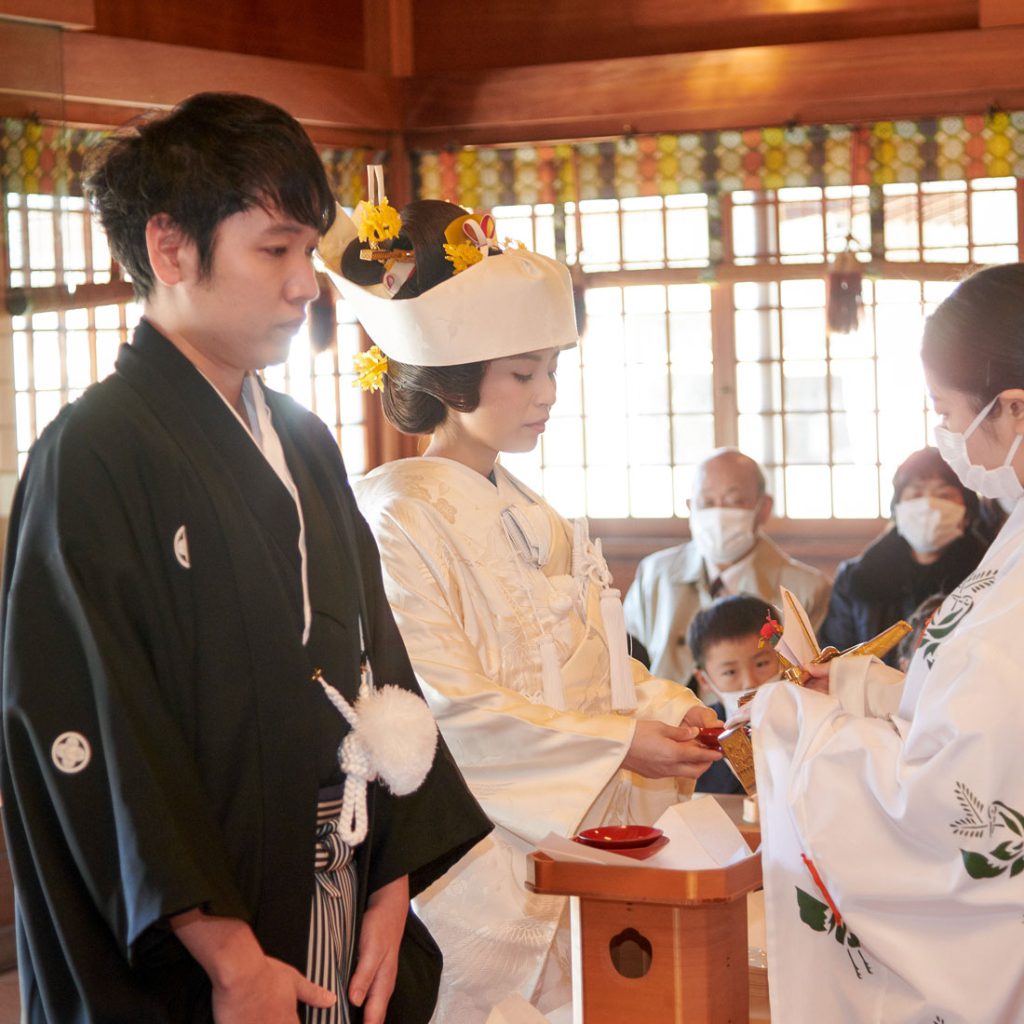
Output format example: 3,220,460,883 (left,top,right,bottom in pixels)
355,457,701,1022
752,498,1024,1024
